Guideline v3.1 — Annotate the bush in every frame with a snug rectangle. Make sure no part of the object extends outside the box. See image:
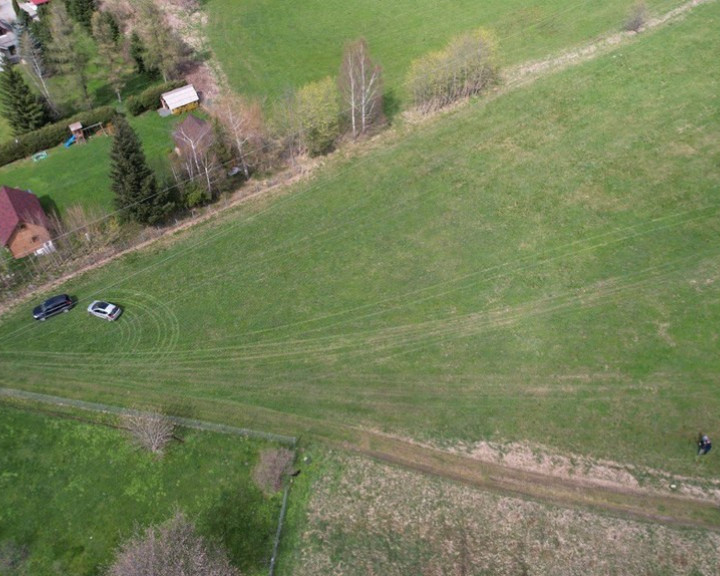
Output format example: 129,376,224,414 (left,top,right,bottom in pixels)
125,95,144,116
126,80,187,116
107,511,240,576
0,106,117,167
407,28,498,114
624,1,648,32
296,77,340,156
123,409,175,455
252,448,294,493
